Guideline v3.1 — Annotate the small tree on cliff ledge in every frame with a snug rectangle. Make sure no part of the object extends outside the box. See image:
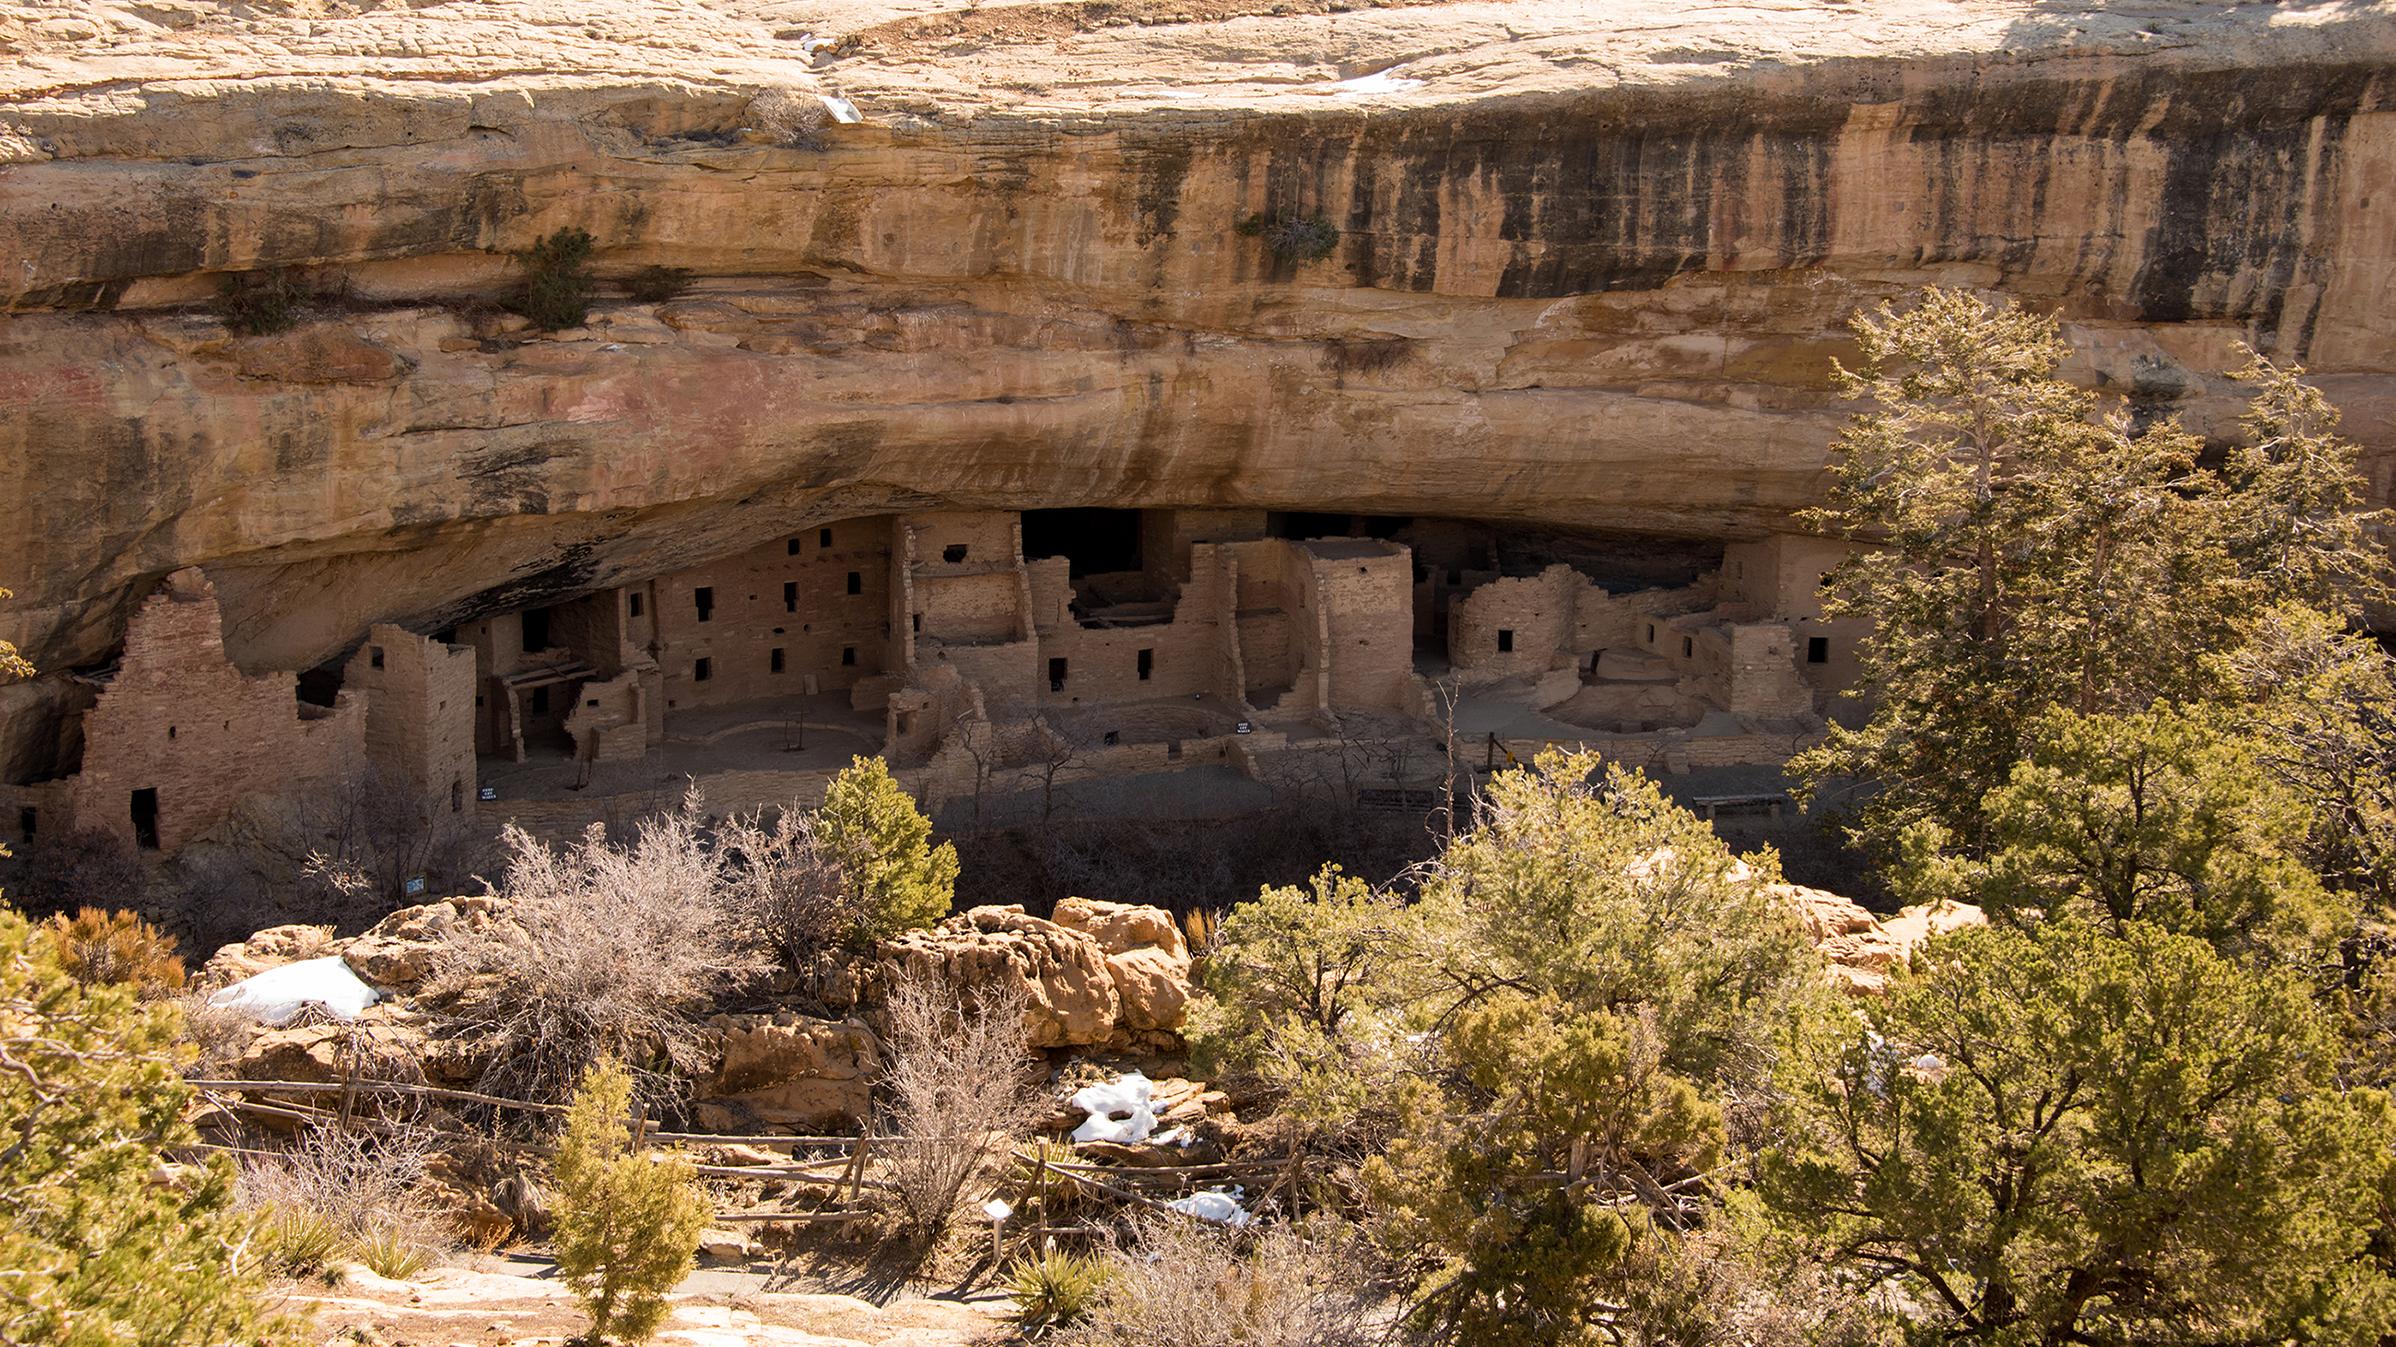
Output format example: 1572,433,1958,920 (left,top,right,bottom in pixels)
812,755,956,945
